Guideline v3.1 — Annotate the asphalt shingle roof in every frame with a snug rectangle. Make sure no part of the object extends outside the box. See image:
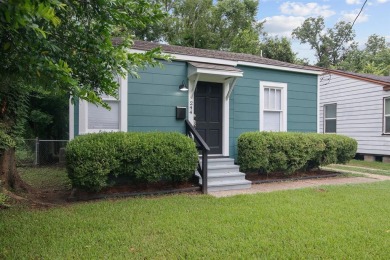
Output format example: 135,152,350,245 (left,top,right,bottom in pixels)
126,40,319,72
336,70,390,84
